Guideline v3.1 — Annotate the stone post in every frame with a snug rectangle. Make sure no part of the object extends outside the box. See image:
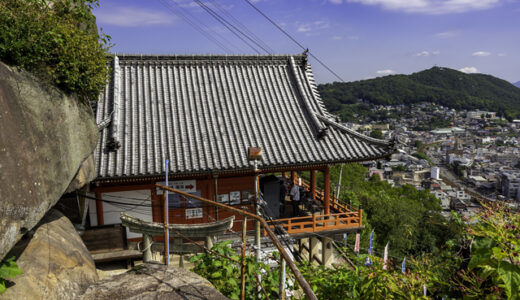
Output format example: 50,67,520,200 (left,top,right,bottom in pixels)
309,237,320,263
143,233,152,262
321,237,333,266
